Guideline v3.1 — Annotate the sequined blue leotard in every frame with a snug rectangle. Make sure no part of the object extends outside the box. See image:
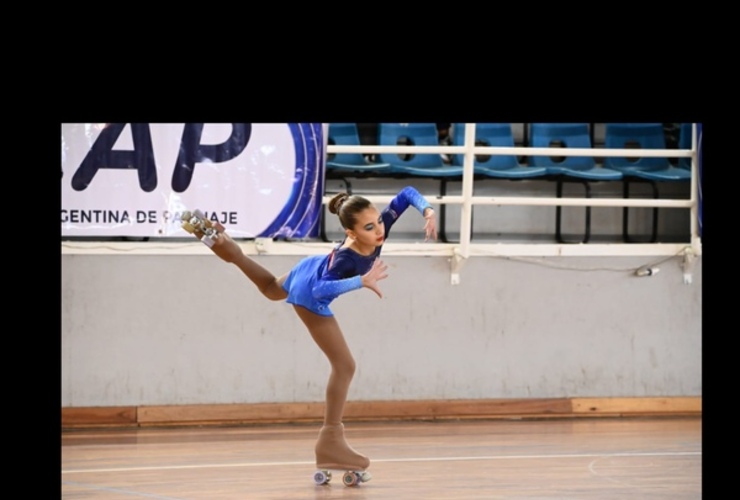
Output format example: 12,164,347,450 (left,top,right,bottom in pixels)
281,186,432,316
